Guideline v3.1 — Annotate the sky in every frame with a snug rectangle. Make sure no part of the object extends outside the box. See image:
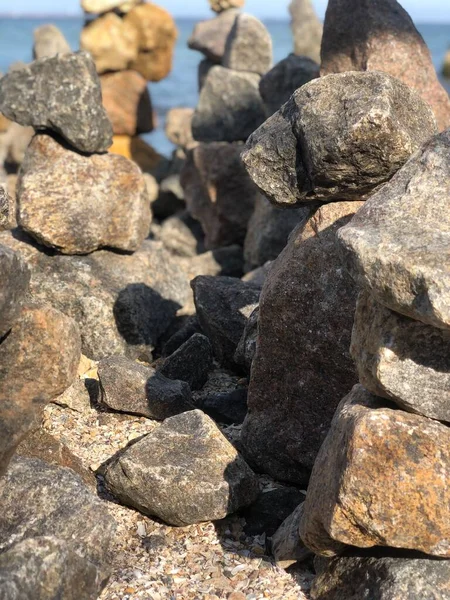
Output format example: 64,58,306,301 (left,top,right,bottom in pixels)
1,0,450,22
